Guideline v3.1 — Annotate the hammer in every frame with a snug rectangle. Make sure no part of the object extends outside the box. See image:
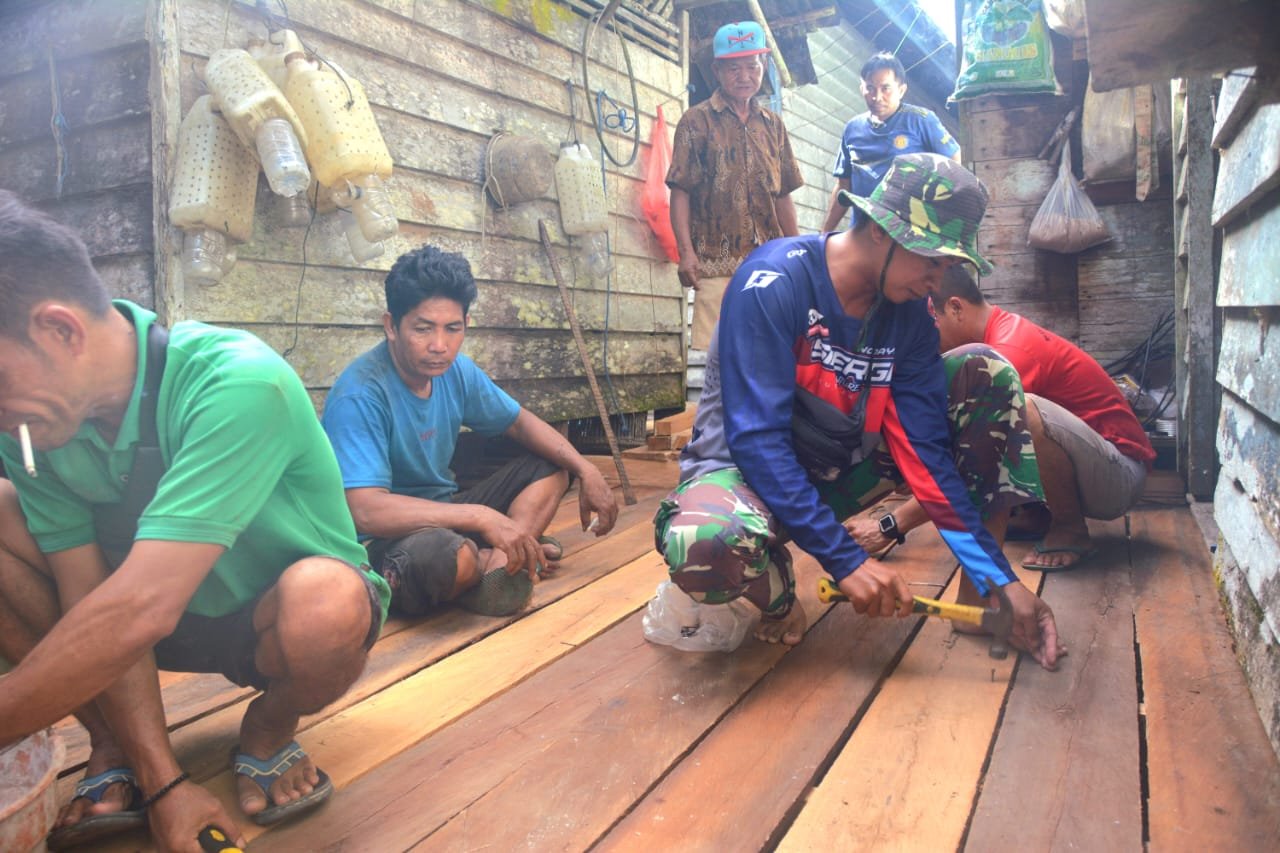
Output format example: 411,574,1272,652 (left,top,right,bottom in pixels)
816,577,1013,659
